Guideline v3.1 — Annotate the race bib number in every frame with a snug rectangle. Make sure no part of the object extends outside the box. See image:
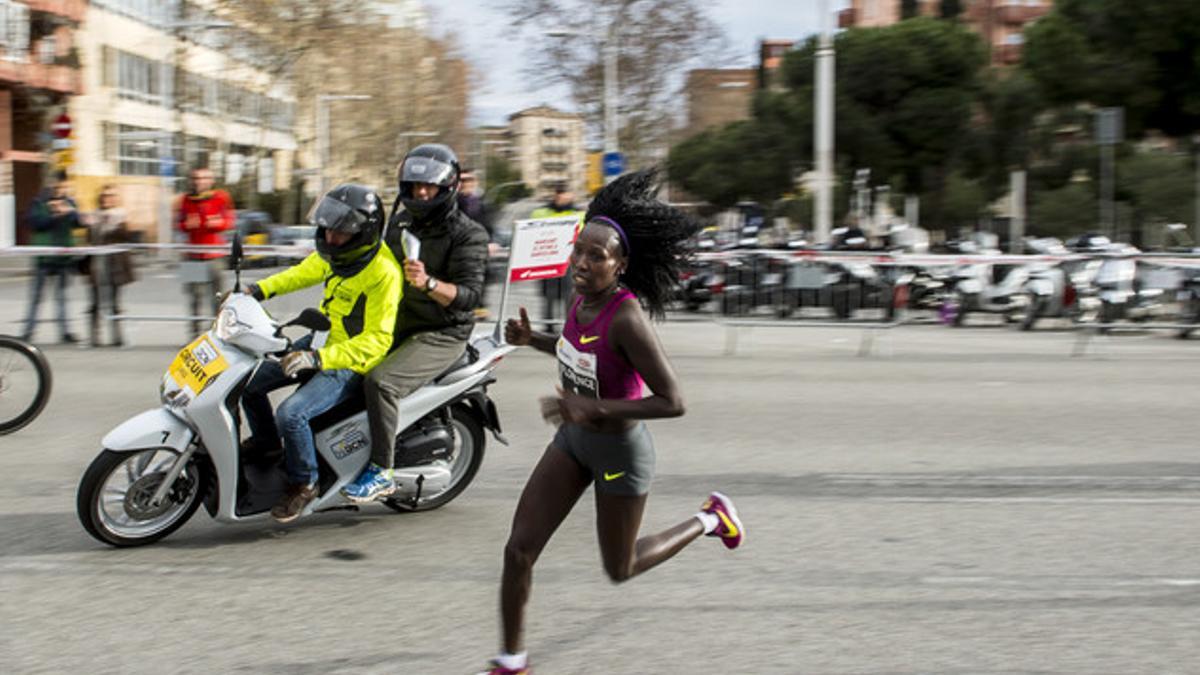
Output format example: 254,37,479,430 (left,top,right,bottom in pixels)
557,337,598,399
